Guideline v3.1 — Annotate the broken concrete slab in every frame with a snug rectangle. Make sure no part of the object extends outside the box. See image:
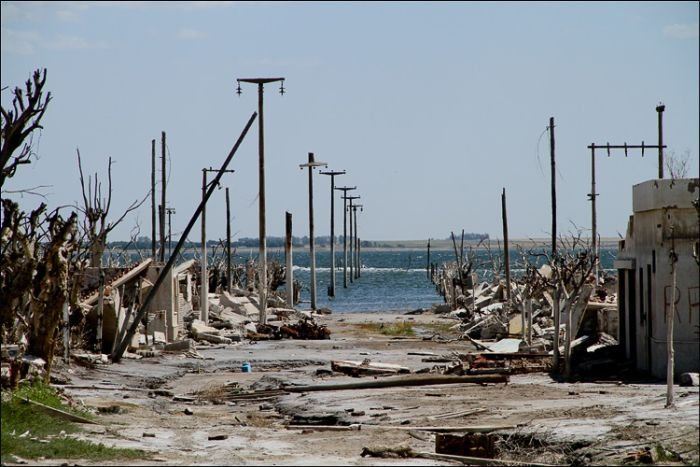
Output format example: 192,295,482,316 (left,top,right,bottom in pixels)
190,319,220,337
219,292,260,318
